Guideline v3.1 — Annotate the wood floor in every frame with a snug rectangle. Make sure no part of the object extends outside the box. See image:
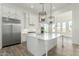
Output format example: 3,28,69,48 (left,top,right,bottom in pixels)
0,42,33,56
48,37,79,56
48,44,79,56
0,38,79,56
